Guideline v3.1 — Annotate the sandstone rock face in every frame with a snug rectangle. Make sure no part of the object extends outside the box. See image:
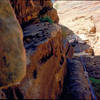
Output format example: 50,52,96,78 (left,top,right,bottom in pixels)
0,22,73,99
0,0,26,88
10,0,59,25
